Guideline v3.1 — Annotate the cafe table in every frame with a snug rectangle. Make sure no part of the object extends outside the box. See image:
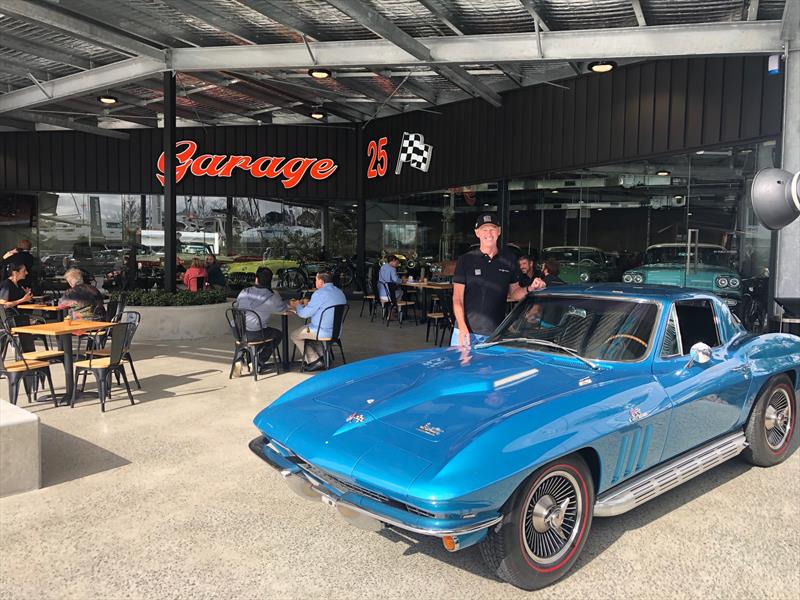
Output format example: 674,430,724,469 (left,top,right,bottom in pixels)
401,281,453,321
16,303,65,320
276,299,308,371
11,319,115,405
